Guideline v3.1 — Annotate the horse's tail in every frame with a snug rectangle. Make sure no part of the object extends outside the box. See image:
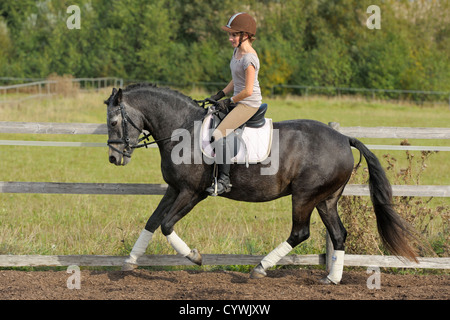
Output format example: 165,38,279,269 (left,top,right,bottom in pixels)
348,137,418,262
